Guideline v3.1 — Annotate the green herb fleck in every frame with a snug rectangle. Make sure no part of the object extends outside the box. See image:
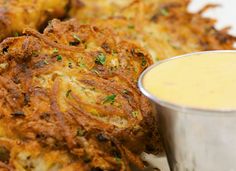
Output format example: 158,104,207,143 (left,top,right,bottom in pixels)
112,50,118,56
123,89,129,94
103,94,116,104
91,87,96,91
66,90,72,97
160,8,169,16
76,128,85,136
131,111,139,117
92,69,99,75
13,32,19,37
73,34,81,42
128,25,135,29
95,53,106,65
69,42,75,46
43,60,49,65
32,51,39,57
141,58,147,66
79,63,86,68
52,48,58,54
115,157,121,164
69,34,81,46
171,44,181,50
56,55,62,61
